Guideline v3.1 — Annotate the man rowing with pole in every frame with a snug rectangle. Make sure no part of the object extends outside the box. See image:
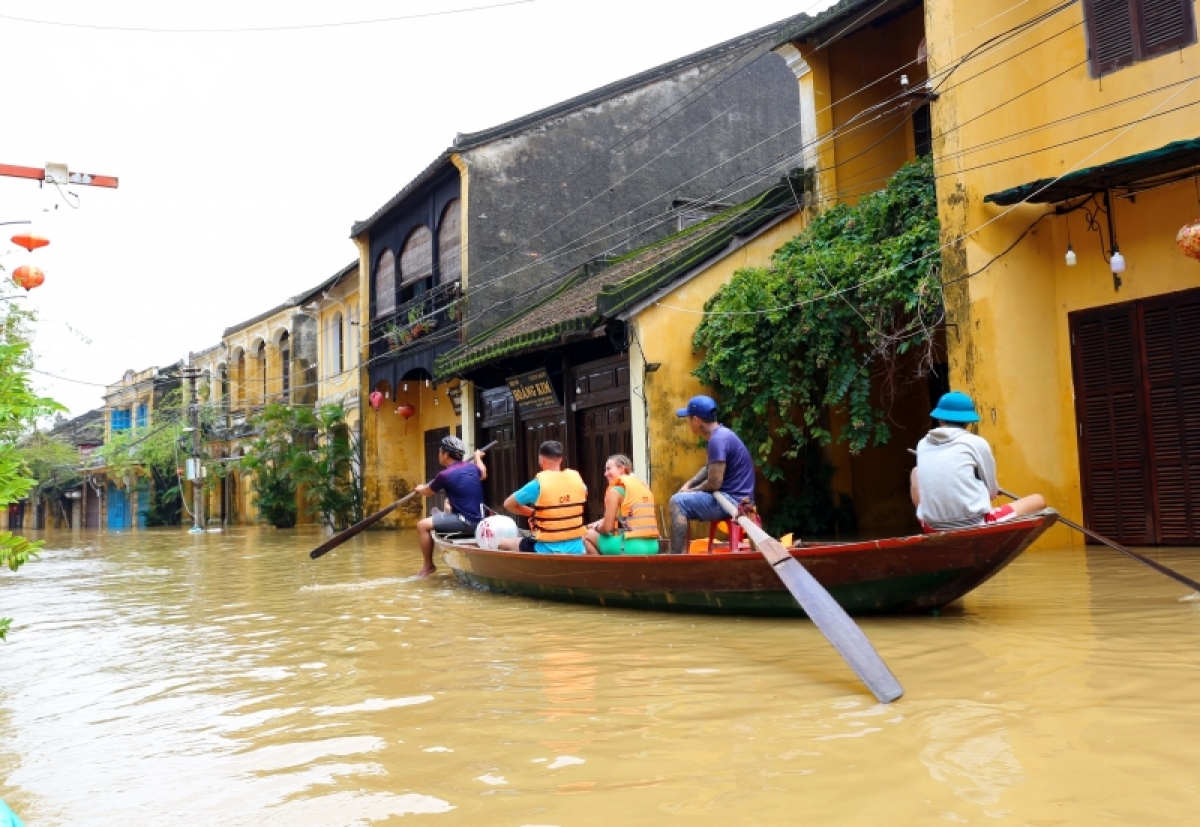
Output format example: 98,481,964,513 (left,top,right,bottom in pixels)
414,435,489,578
